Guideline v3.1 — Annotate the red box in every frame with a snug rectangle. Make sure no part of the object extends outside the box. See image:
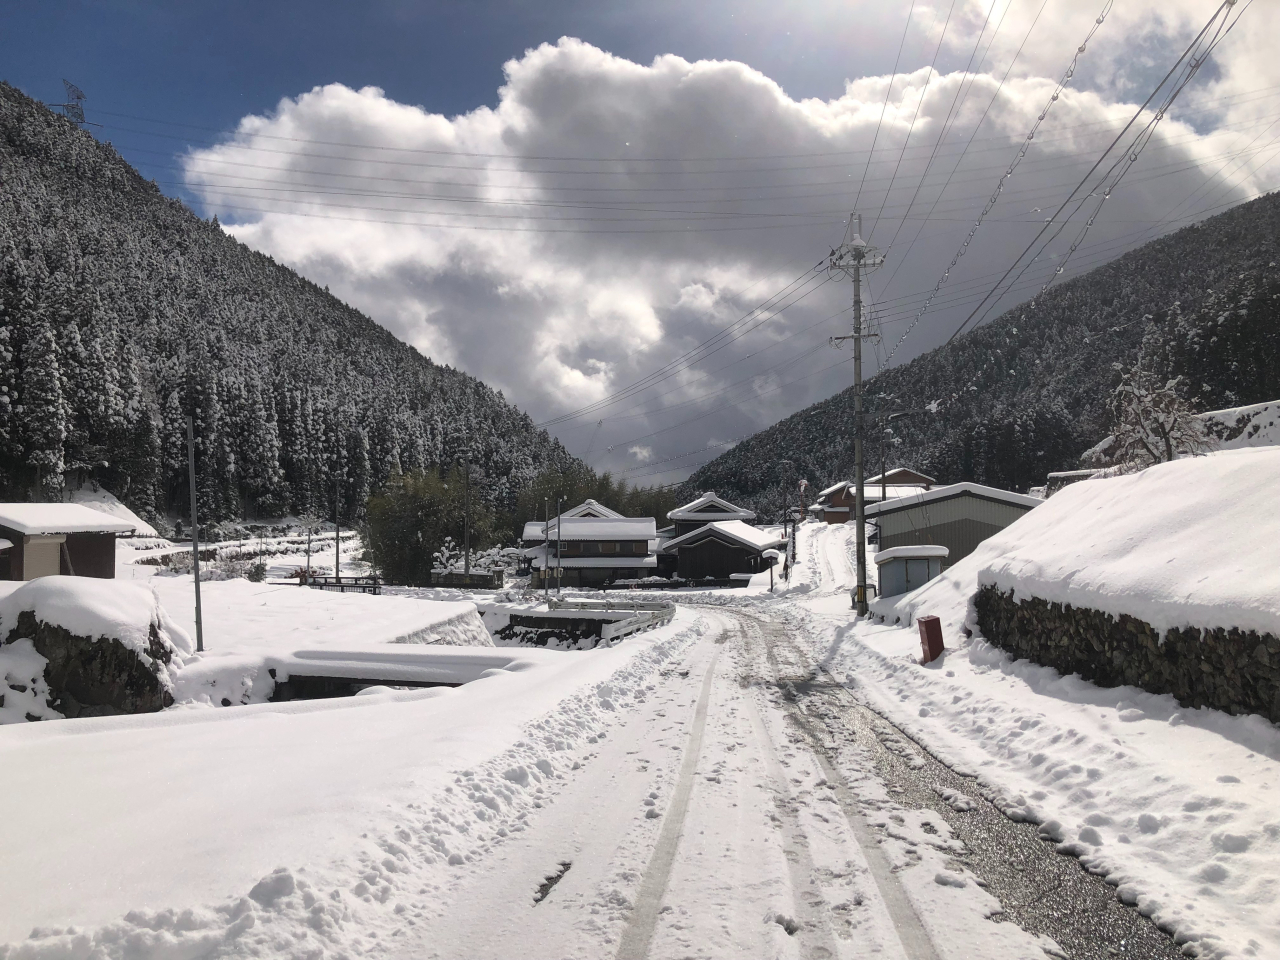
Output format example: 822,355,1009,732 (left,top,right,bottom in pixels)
918,615,944,664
